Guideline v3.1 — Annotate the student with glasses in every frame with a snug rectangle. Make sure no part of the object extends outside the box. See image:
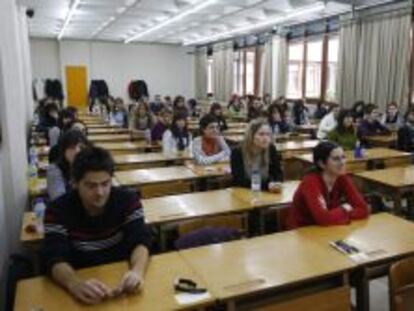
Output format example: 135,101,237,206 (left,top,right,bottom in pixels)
192,114,231,165
287,141,369,228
